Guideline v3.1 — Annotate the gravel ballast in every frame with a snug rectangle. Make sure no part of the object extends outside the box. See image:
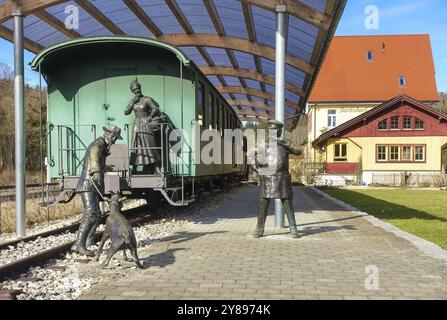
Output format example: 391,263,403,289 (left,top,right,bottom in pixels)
0,186,242,300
